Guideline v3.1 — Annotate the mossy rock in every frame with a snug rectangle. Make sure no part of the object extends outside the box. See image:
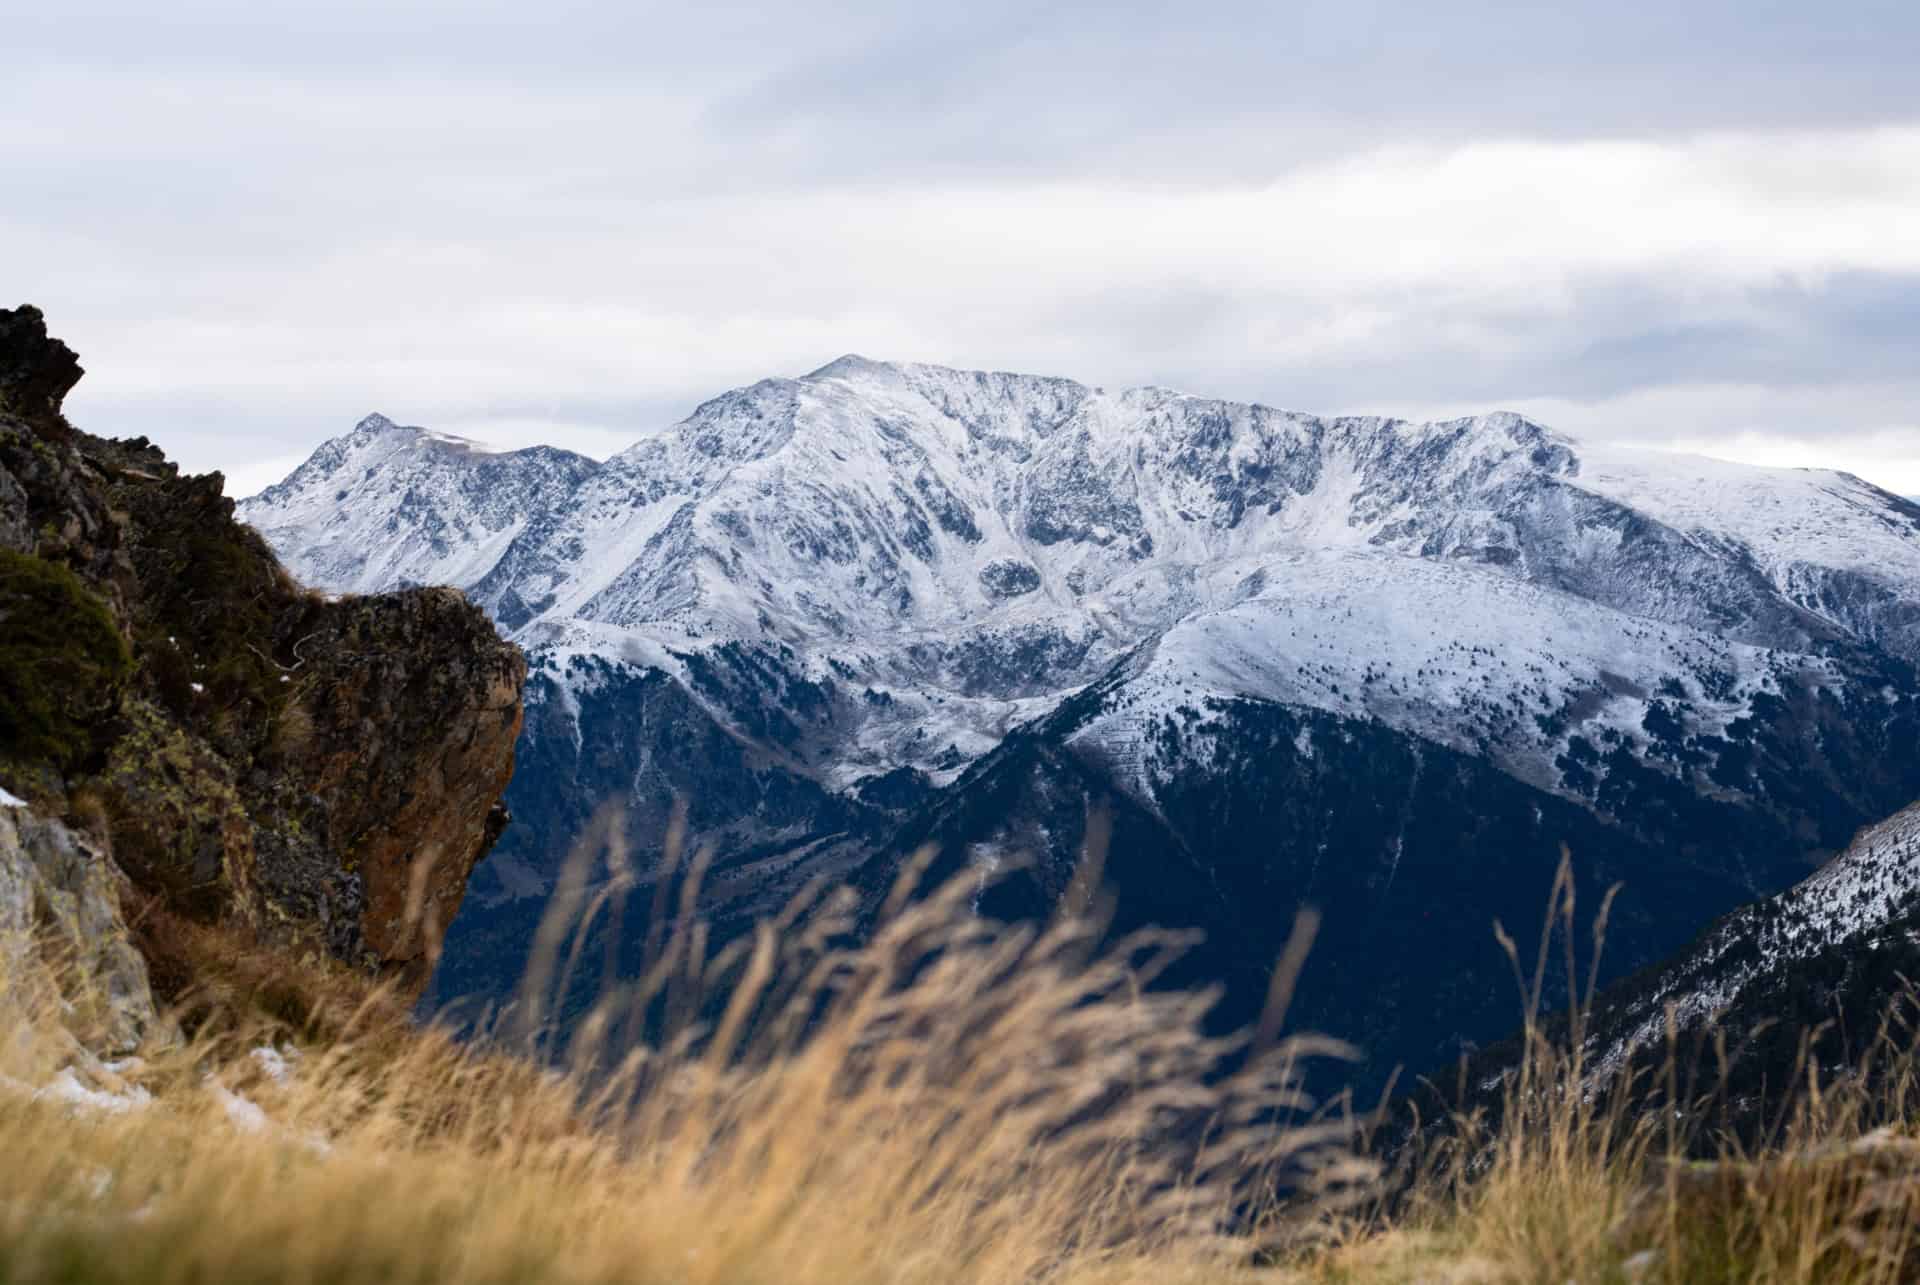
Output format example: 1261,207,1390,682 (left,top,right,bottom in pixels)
111,469,295,758
0,548,130,773
91,699,256,924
